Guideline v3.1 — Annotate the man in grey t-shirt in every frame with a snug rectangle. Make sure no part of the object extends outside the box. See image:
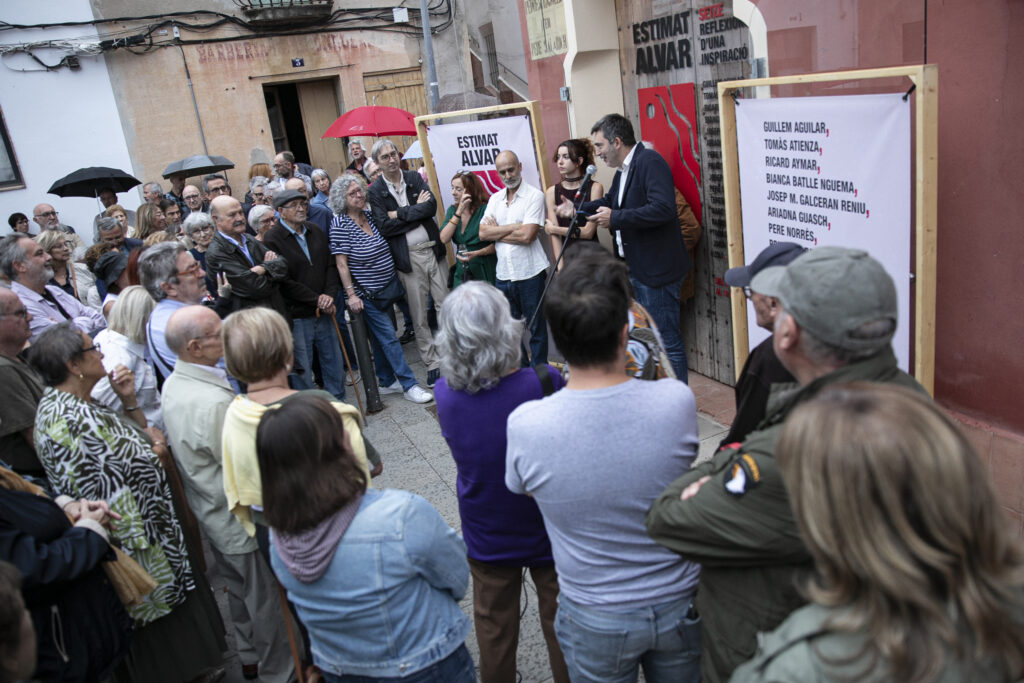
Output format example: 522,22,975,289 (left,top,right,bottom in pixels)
506,243,702,683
